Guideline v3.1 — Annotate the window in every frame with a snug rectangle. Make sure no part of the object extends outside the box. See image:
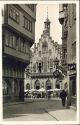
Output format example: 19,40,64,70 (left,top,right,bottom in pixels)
26,83,30,90
72,42,76,58
12,35,16,48
9,7,13,18
34,80,40,90
42,41,48,53
48,59,49,69
18,38,21,51
13,9,16,19
5,30,29,54
6,31,10,46
26,43,30,54
16,11,19,23
9,34,13,47
9,5,19,23
16,37,19,50
43,57,47,72
23,16,32,32
27,4,34,11
30,22,32,32
28,20,30,30
5,31,17,49
38,63,41,73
